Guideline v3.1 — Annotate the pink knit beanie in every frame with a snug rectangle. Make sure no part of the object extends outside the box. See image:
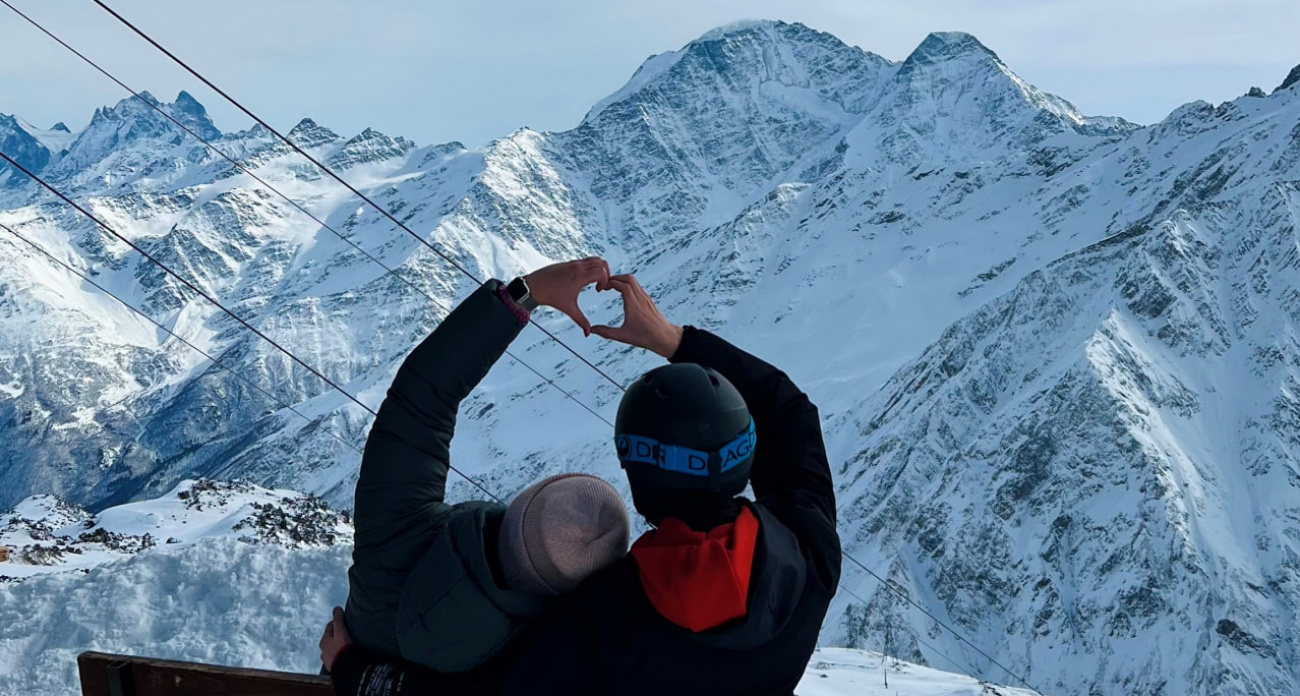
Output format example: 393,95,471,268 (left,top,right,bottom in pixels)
498,473,631,596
